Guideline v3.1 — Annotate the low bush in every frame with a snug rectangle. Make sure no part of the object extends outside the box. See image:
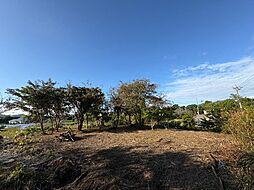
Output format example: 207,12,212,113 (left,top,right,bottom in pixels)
225,109,254,151
20,125,41,136
225,109,254,189
160,120,181,129
0,127,21,139
181,114,195,129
